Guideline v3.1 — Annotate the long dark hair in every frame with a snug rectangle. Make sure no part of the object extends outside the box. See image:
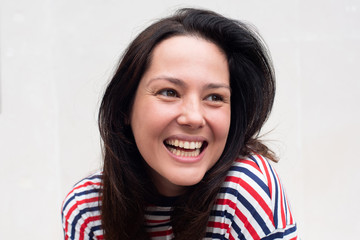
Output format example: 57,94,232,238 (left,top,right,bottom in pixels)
98,8,276,240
